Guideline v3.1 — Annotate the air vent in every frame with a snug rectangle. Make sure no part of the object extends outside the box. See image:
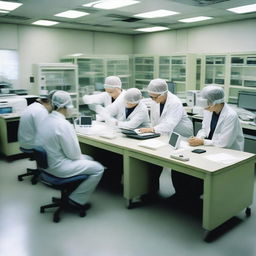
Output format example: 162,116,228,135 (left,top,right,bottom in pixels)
75,7,98,14
105,14,128,19
171,0,230,6
92,24,112,28
2,14,30,20
121,17,142,22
